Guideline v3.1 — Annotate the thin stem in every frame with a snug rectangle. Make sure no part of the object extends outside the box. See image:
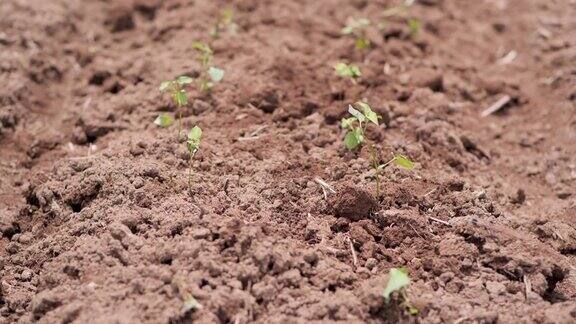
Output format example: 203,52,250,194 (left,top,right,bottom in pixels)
177,106,182,140
188,151,196,196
